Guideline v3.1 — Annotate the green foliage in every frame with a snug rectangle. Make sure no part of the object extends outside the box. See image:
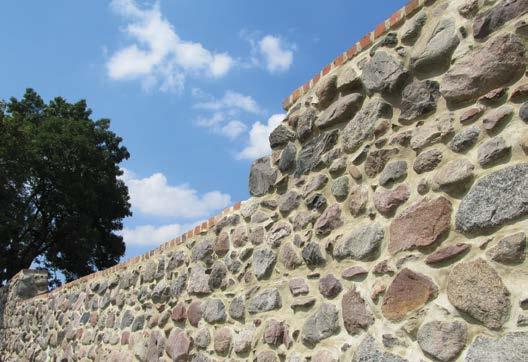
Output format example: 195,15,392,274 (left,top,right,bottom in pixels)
0,89,131,286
